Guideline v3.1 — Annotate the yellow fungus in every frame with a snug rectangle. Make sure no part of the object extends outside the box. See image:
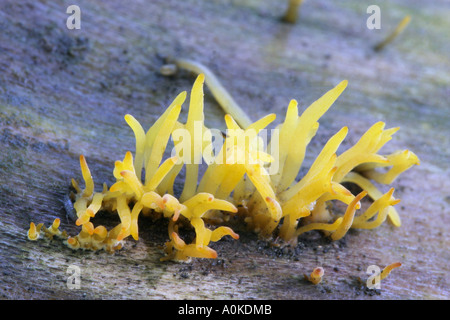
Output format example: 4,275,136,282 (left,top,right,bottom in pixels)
27,72,418,261
47,218,62,237
380,262,402,280
276,80,348,192
306,267,324,285
357,149,420,185
297,217,343,236
374,15,411,51
79,155,94,198
116,194,132,241
342,172,402,227
67,237,80,250
27,222,40,241
282,0,304,24
331,191,367,241
145,156,178,192
352,188,400,229
124,115,146,181
92,226,108,250
141,191,165,211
